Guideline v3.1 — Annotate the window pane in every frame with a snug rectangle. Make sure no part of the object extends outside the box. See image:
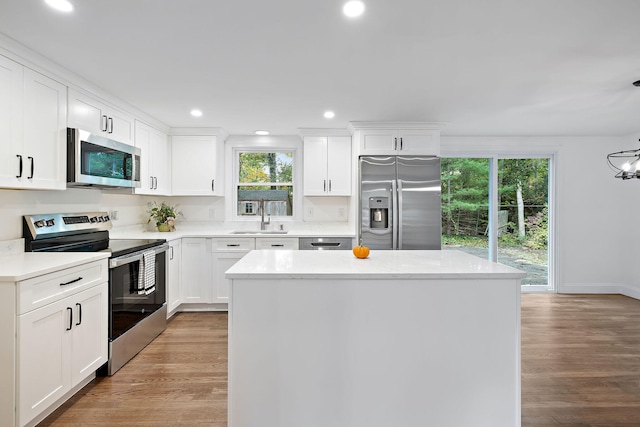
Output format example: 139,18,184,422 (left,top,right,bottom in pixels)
441,158,490,259
497,158,549,286
237,185,293,216
238,152,293,184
